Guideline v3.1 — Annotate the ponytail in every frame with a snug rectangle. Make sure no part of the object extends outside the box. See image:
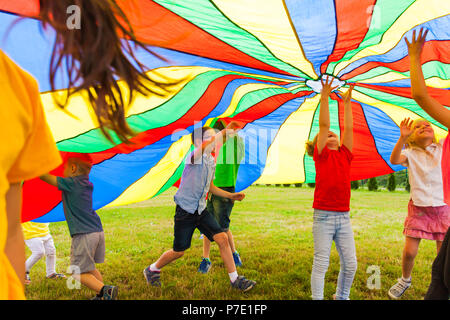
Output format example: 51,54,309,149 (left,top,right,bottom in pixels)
305,134,319,157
